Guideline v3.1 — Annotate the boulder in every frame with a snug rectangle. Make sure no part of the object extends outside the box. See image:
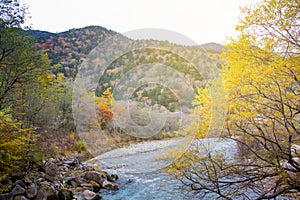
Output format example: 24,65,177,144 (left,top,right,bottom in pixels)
78,190,101,200
80,183,93,190
83,172,105,185
65,176,79,188
61,188,73,200
101,180,118,190
14,195,29,200
63,157,79,166
25,185,37,199
90,181,101,193
11,185,25,197
0,156,119,200
58,188,73,200
107,174,118,182
13,180,26,189
23,177,32,186
0,193,12,200
44,158,58,179
35,184,57,200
